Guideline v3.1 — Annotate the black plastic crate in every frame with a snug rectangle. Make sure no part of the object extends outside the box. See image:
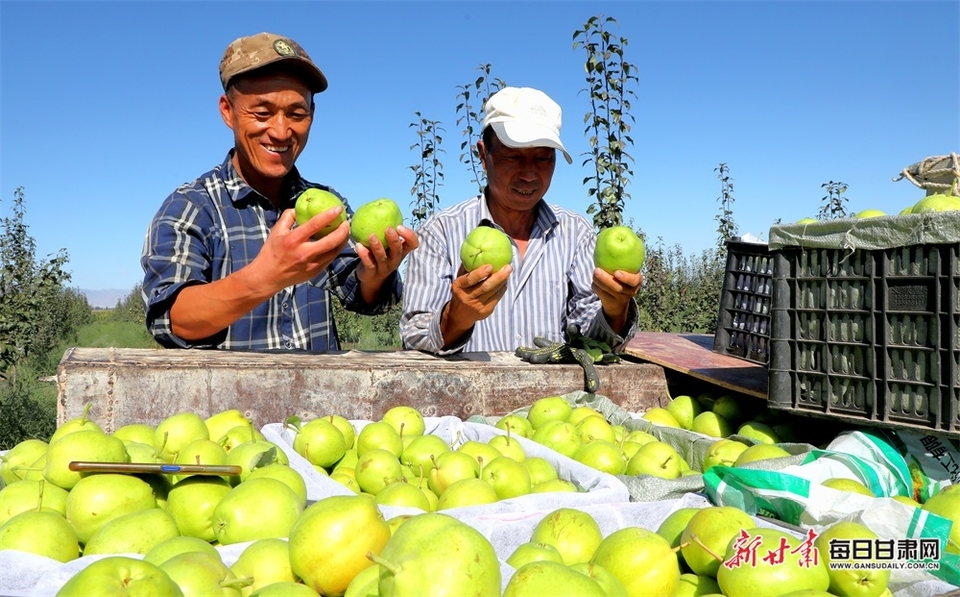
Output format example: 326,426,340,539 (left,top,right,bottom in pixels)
713,239,773,365
767,215,960,438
